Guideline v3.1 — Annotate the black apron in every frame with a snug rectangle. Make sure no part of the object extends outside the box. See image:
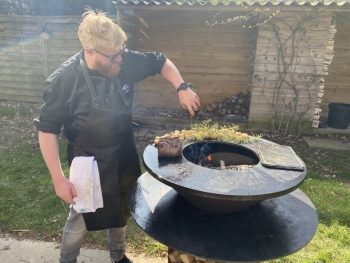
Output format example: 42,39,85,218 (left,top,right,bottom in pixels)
67,56,141,231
